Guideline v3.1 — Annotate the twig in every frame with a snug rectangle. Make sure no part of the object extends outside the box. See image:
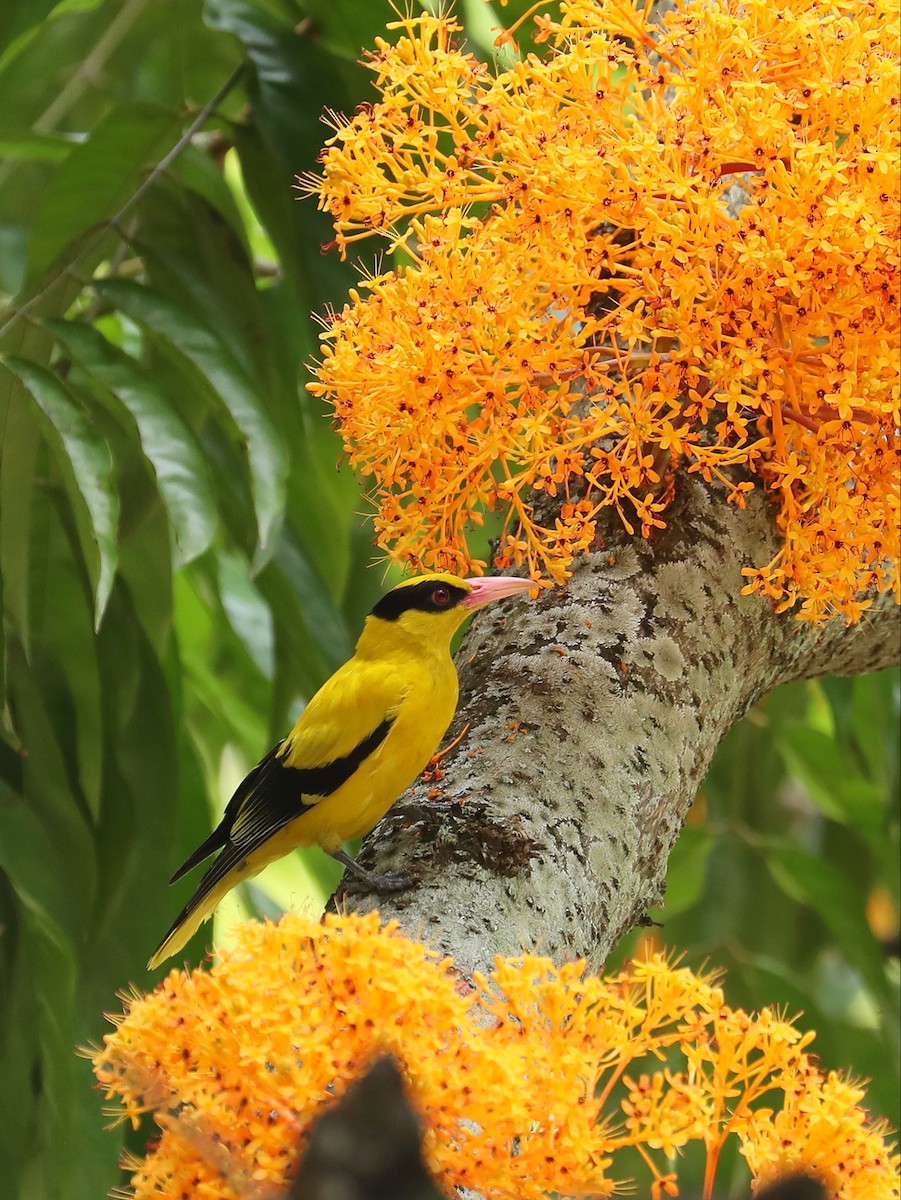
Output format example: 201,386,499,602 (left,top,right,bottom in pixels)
0,61,246,342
